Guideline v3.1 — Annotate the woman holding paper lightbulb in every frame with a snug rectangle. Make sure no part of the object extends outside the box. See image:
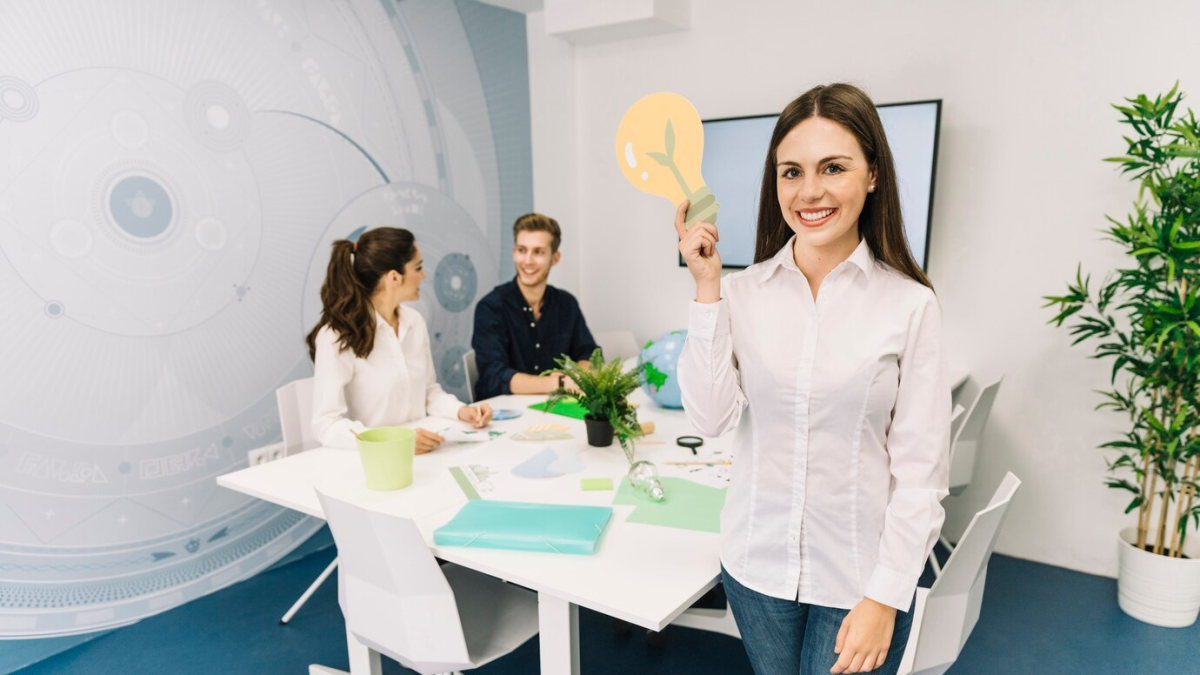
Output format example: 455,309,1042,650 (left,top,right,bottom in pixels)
677,84,948,675
307,227,492,454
